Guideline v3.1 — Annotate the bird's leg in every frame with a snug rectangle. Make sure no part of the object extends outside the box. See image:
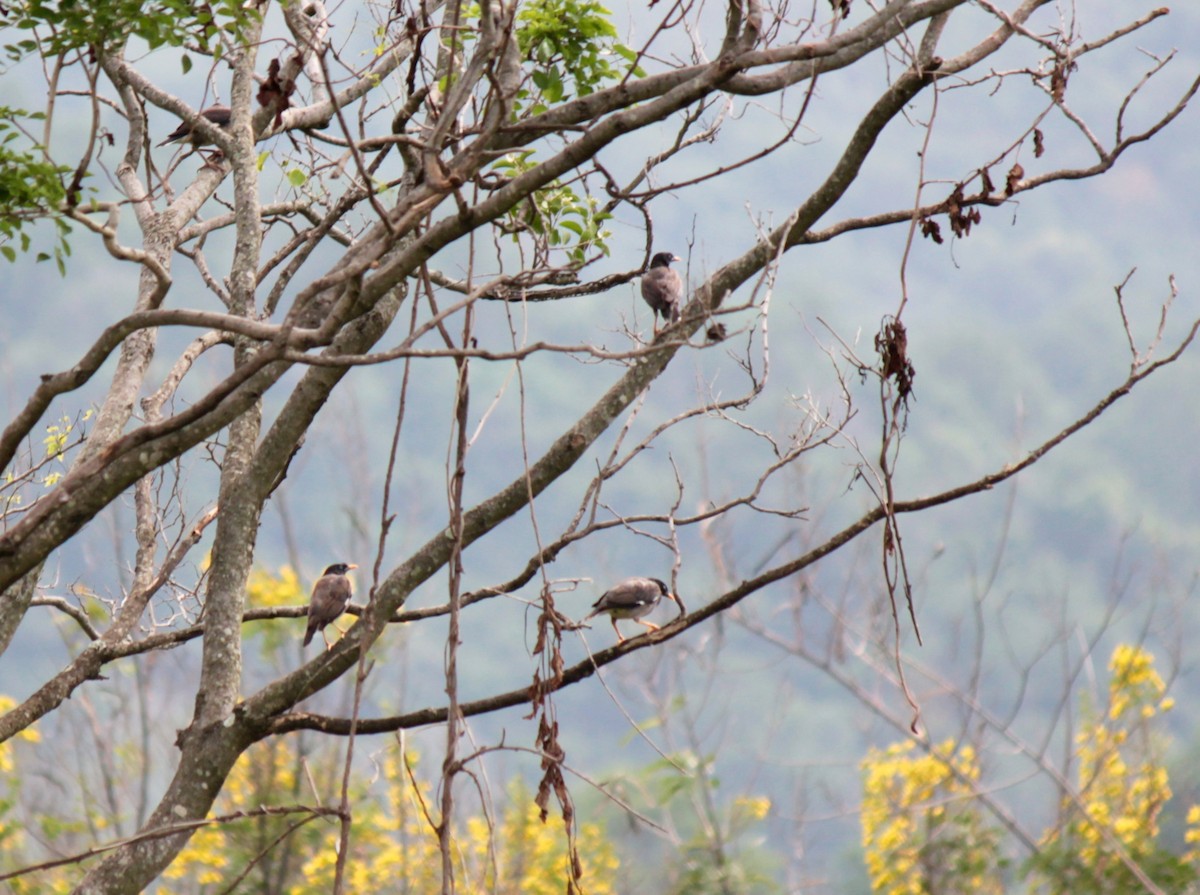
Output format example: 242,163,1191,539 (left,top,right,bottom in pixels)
611,618,626,642
635,620,661,632
323,620,351,650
